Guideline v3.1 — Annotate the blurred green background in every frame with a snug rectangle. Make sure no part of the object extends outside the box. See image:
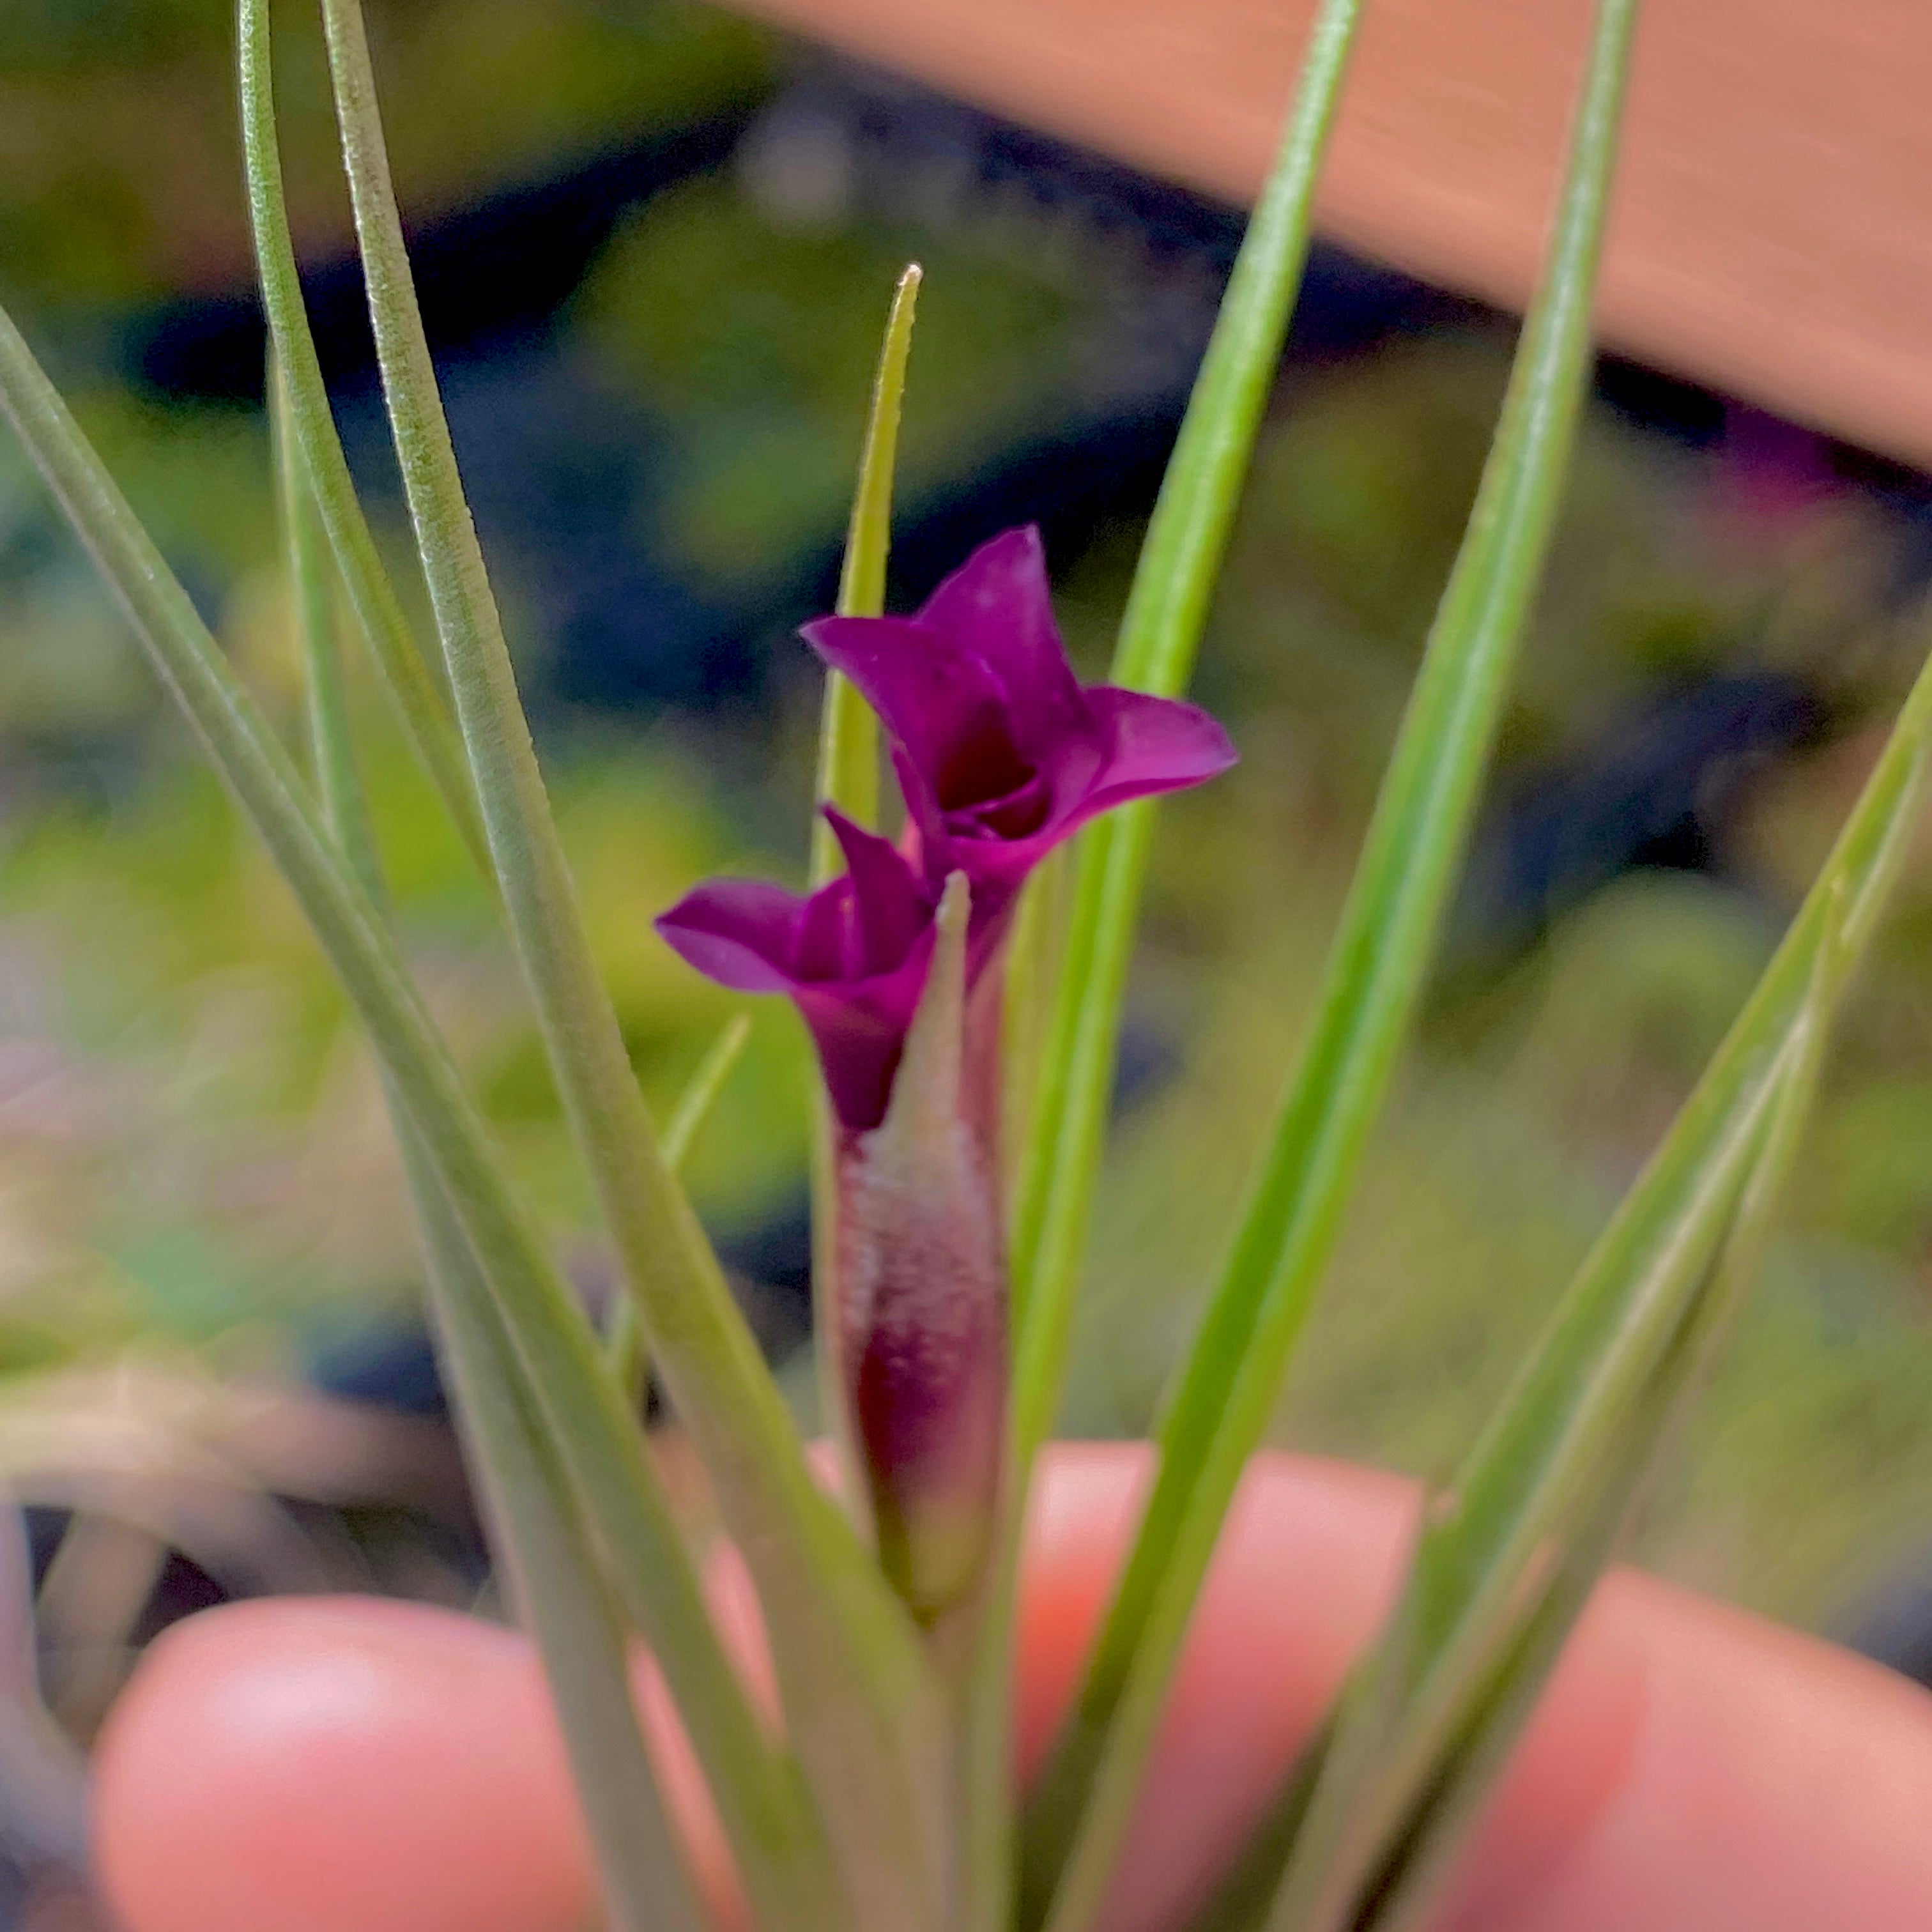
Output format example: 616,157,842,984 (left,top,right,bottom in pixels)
4,1,1932,1842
